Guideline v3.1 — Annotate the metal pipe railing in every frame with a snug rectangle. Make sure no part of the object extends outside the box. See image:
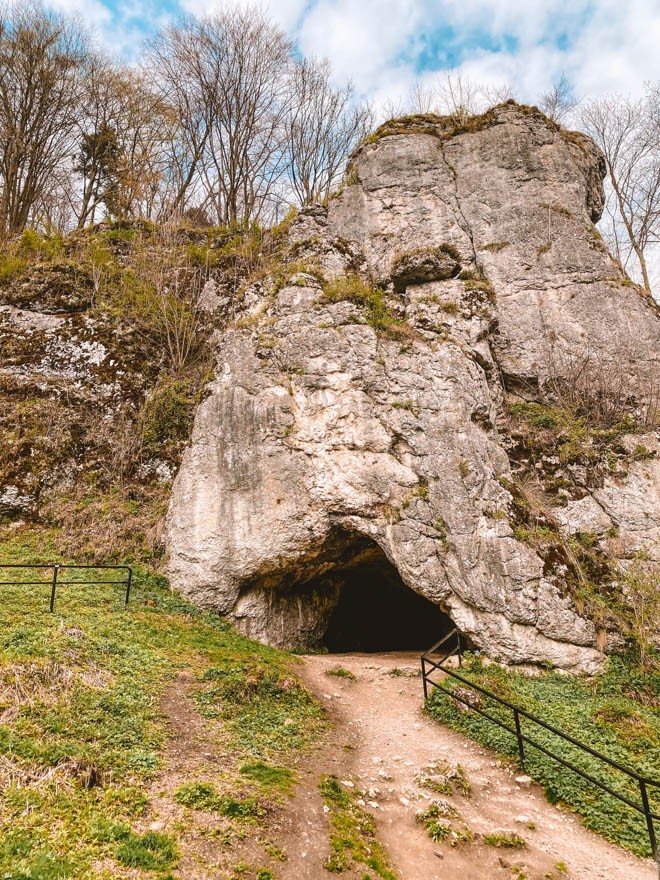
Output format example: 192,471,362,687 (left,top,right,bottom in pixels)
0,563,133,612
421,628,659,869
